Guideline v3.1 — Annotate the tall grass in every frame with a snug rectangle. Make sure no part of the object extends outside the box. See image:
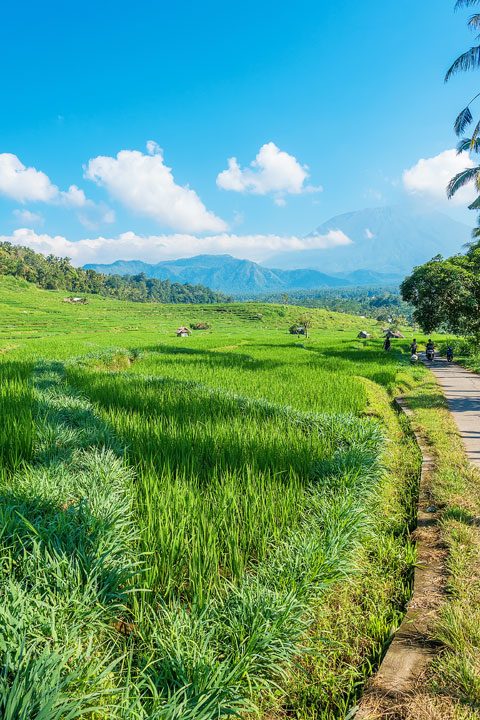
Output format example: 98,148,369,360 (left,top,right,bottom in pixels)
0,362,137,716
0,361,35,473
0,327,421,718
67,367,383,602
